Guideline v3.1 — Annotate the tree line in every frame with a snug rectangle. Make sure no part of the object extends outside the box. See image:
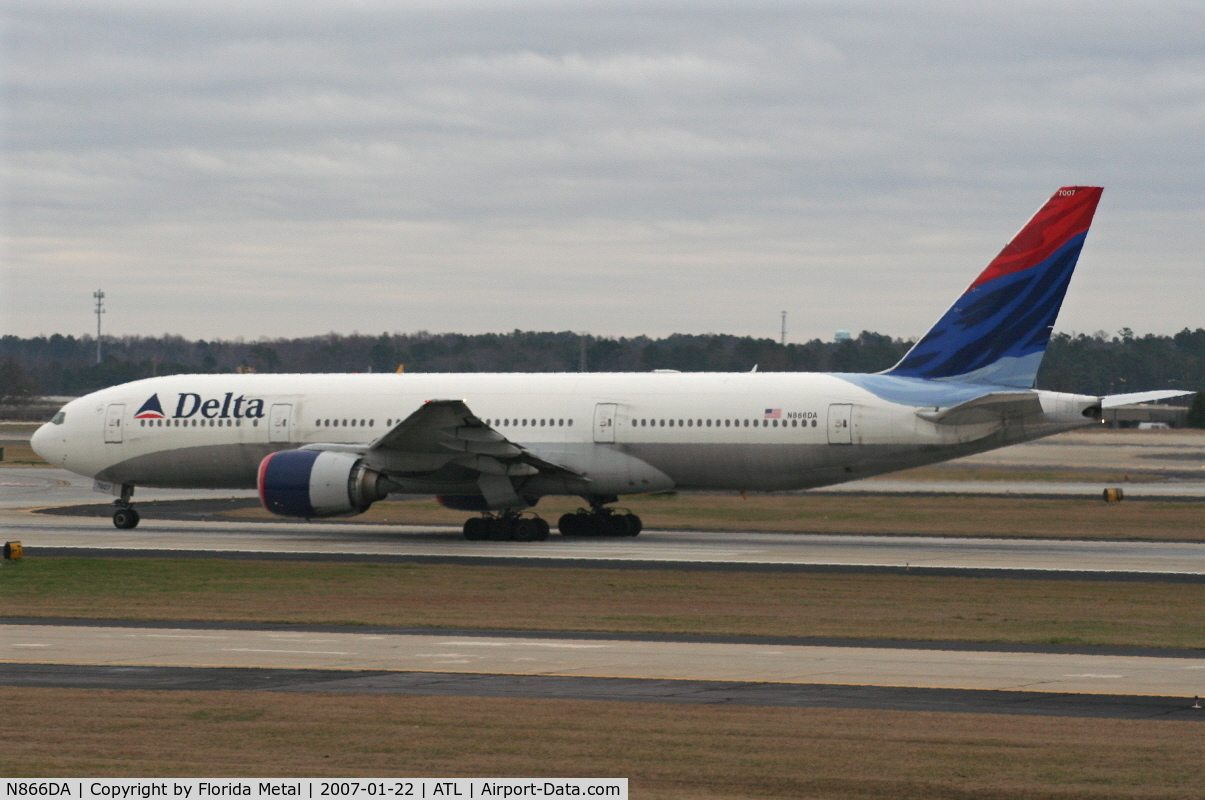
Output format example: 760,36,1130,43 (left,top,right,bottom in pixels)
3,328,1205,405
